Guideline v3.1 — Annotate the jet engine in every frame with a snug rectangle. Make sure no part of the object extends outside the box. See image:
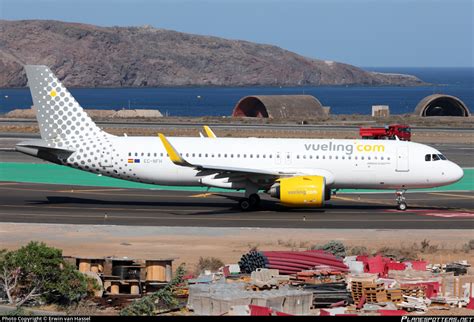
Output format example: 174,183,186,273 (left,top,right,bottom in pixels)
268,176,329,207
